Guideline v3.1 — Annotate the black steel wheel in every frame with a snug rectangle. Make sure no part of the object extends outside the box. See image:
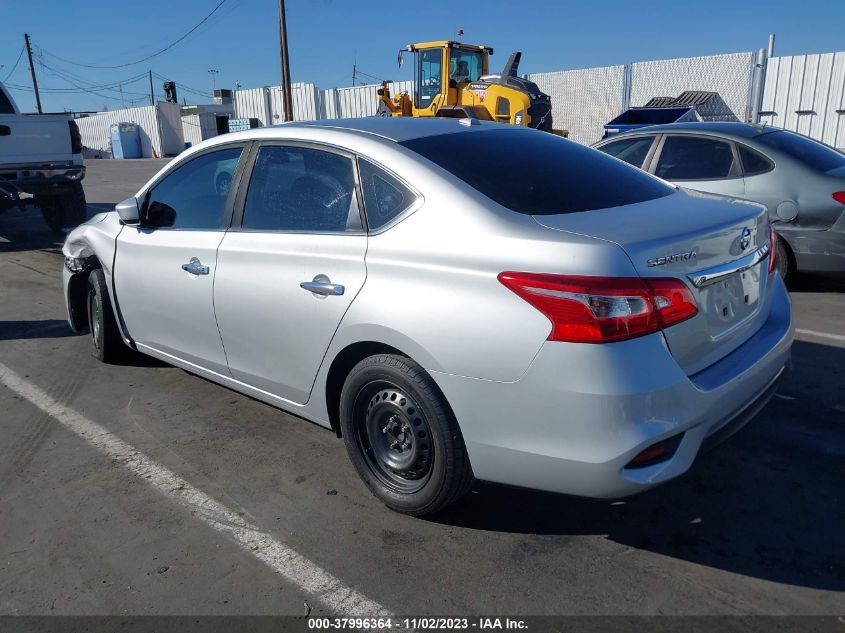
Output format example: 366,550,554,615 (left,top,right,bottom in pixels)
86,268,126,363
340,354,474,516
357,383,434,494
